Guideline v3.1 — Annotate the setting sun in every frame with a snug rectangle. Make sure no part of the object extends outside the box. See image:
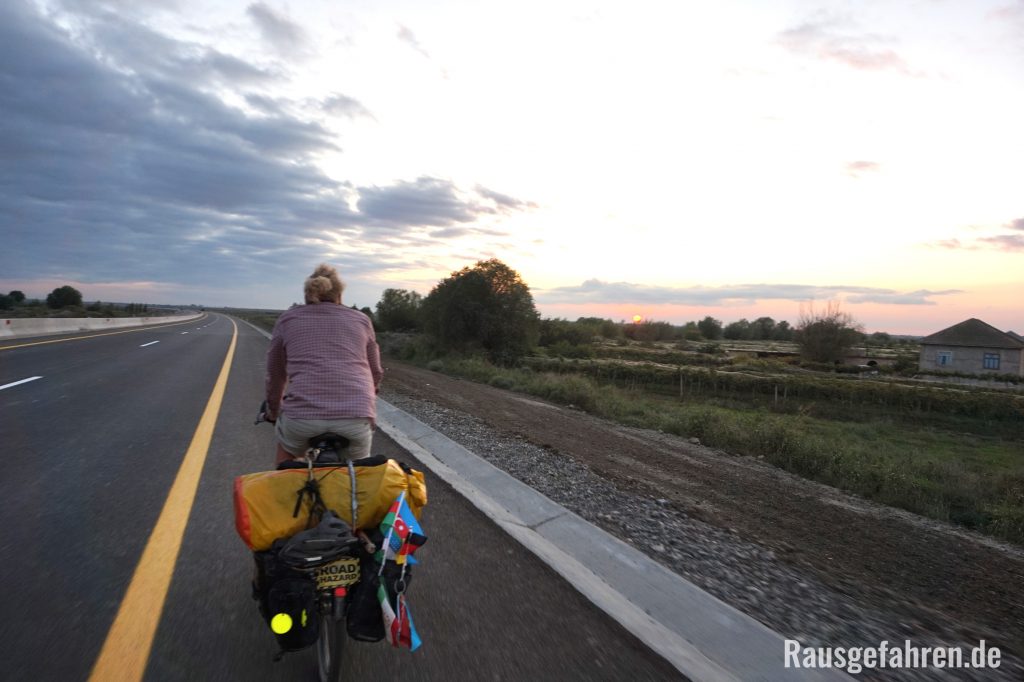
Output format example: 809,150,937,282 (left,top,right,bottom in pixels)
632,315,643,323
